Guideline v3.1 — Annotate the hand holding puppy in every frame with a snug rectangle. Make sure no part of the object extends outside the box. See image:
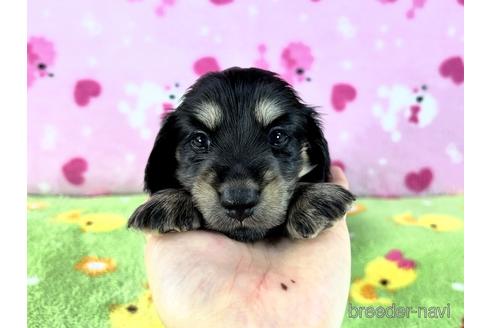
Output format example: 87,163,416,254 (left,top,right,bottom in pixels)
145,166,351,328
